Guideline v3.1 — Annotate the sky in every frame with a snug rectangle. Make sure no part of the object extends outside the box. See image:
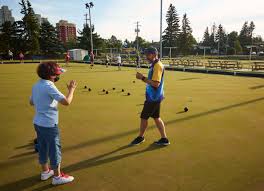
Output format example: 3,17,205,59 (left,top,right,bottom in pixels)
0,0,264,42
